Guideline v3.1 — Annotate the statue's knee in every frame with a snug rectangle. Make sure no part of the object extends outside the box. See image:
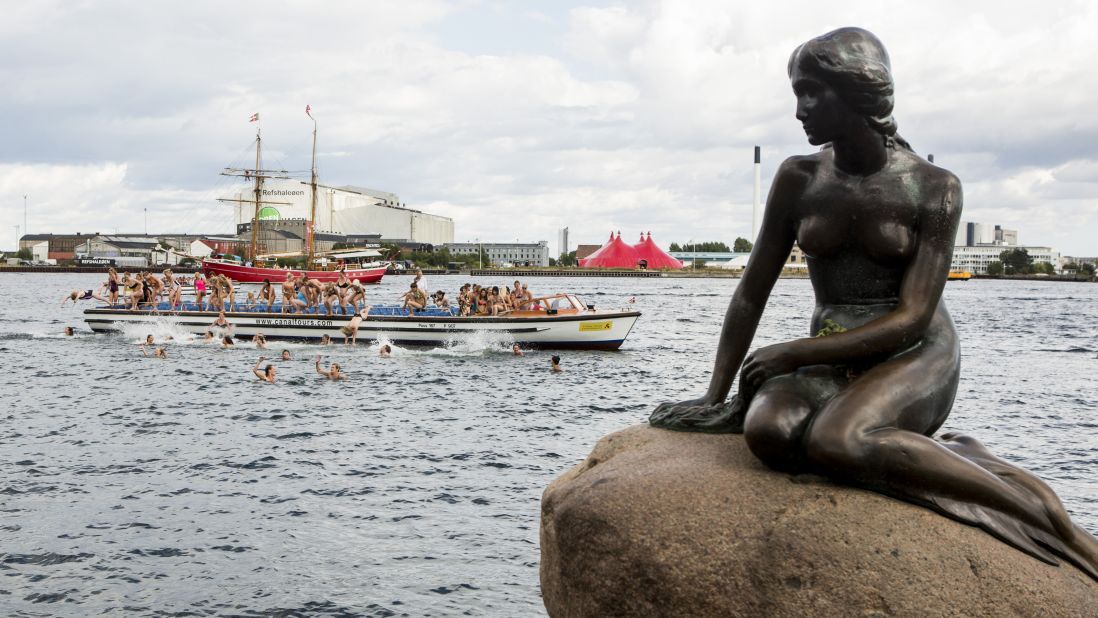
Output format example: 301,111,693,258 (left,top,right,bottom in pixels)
744,411,803,472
